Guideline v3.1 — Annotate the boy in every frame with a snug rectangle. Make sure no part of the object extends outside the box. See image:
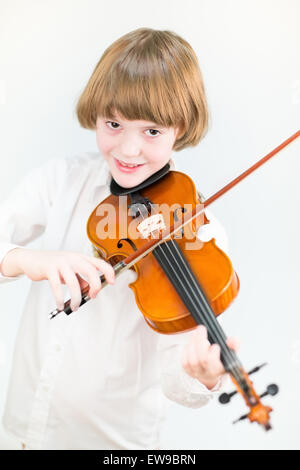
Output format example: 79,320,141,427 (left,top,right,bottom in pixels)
0,28,238,450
